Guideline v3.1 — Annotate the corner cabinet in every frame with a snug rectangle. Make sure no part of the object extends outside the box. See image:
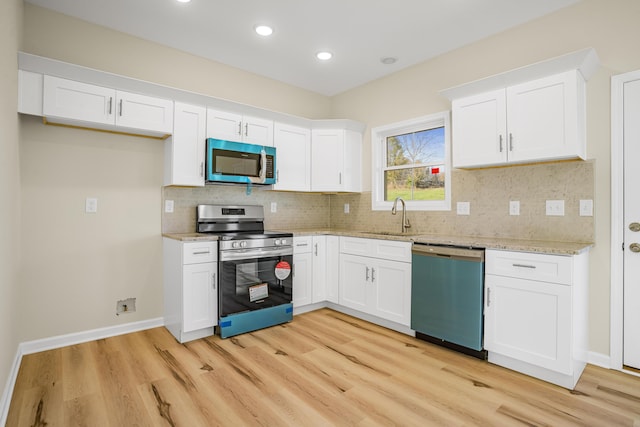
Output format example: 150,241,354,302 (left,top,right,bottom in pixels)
484,249,589,389
42,75,174,138
339,237,412,326
292,235,333,310
452,70,585,168
164,102,207,186
163,238,218,343
311,129,362,192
